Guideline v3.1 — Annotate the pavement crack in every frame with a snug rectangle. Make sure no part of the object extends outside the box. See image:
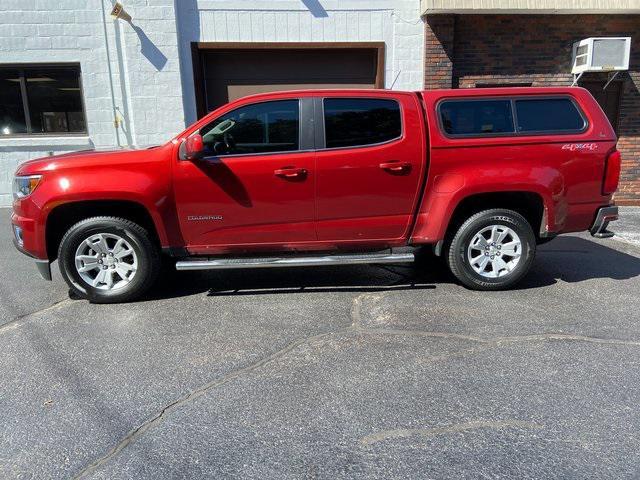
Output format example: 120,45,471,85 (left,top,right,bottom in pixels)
493,333,640,347
0,298,73,335
73,326,351,479
370,328,640,349
352,291,640,347
360,420,543,446
361,328,640,347
360,327,489,344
